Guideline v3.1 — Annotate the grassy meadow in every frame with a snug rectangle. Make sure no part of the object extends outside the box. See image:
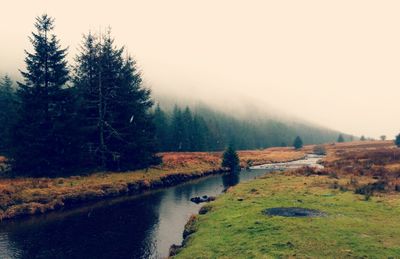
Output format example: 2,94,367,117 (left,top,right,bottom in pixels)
174,141,400,258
